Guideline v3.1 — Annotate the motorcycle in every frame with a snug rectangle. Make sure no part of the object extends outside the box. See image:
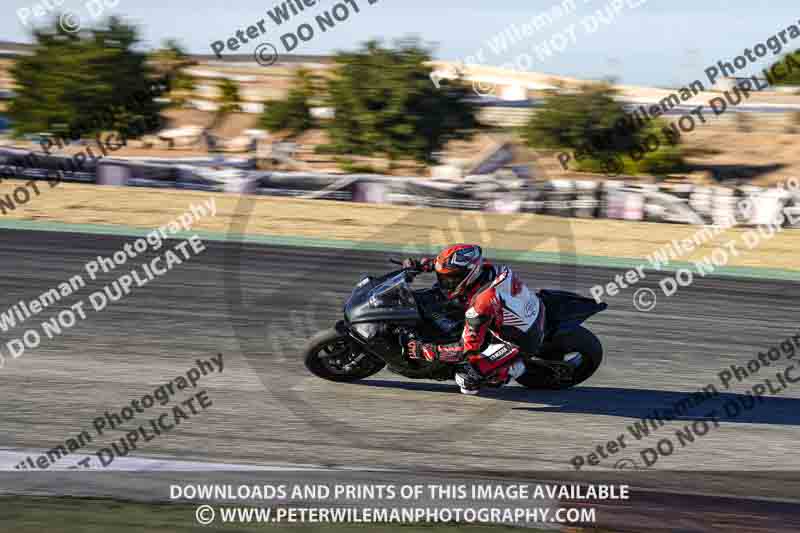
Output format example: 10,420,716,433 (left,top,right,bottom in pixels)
303,260,608,390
